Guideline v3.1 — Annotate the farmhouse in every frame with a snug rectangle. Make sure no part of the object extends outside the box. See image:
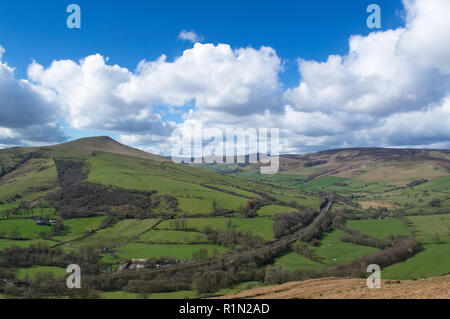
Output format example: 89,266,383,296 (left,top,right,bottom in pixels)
35,218,57,226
